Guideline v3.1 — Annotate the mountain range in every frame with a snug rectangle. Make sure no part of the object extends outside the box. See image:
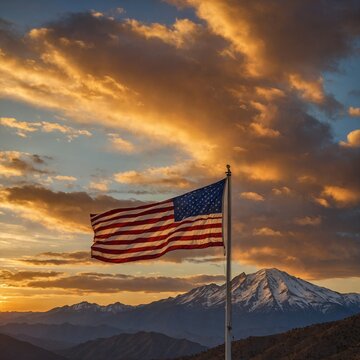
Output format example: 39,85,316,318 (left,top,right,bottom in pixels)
1,268,360,347
0,333,66,360
60,331,207,360
1,314,360,360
